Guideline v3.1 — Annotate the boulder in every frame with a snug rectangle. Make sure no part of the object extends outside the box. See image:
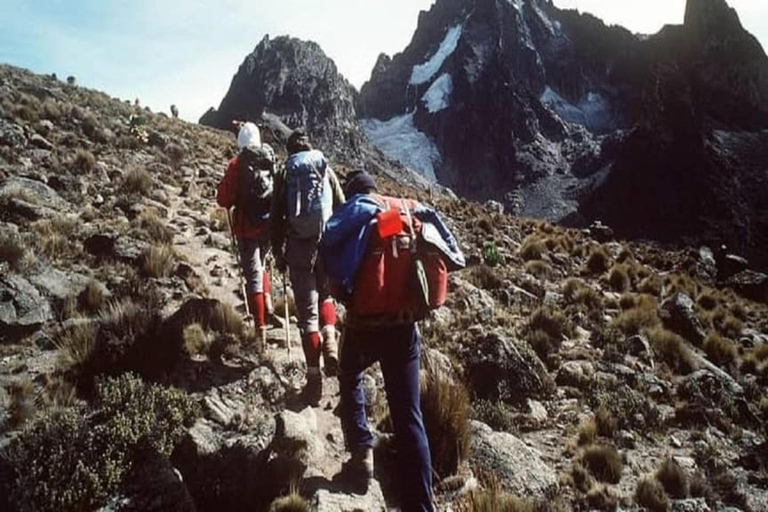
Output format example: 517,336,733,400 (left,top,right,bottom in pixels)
463,331,553,404
556,360,595,388
0,274,53,343
470,421,558,498
27,267,91,301
313,480,387,512
29,133,53,150
0,176,69,211
671,498,711,512
111,448,196,512
269,409,325,476
0,120,25,148
660,293,707,345
725,270,768,303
